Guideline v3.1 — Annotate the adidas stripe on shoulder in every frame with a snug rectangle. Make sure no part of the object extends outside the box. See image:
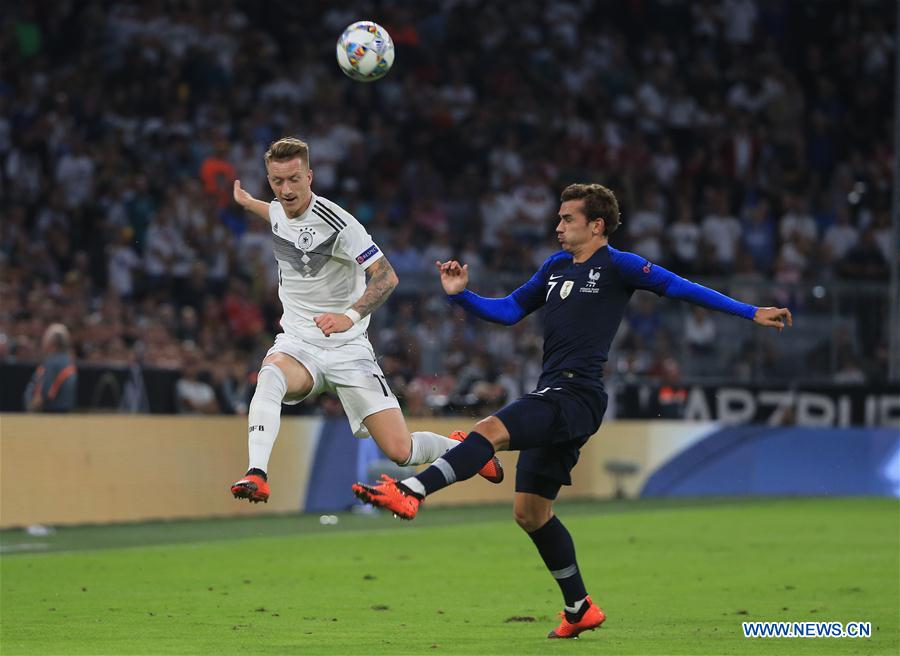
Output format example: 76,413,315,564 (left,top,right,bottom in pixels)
311,202,347,231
